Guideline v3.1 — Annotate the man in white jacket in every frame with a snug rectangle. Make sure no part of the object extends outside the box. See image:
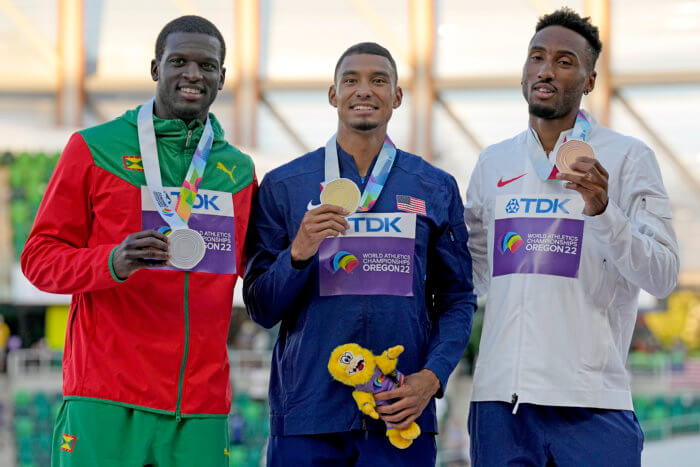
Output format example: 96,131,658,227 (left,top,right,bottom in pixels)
465,8,679,466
